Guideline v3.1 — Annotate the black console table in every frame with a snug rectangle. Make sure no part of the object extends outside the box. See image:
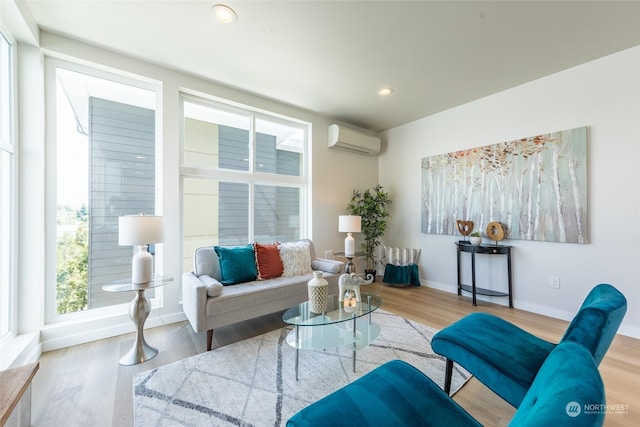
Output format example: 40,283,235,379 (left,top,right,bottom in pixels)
456,241,513,308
